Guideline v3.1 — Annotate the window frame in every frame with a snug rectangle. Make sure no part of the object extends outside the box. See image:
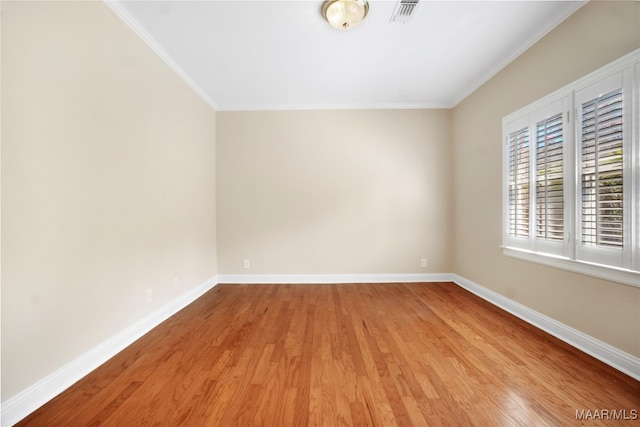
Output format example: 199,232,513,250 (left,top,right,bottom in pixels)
502,49,640,288
575,73,630,269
